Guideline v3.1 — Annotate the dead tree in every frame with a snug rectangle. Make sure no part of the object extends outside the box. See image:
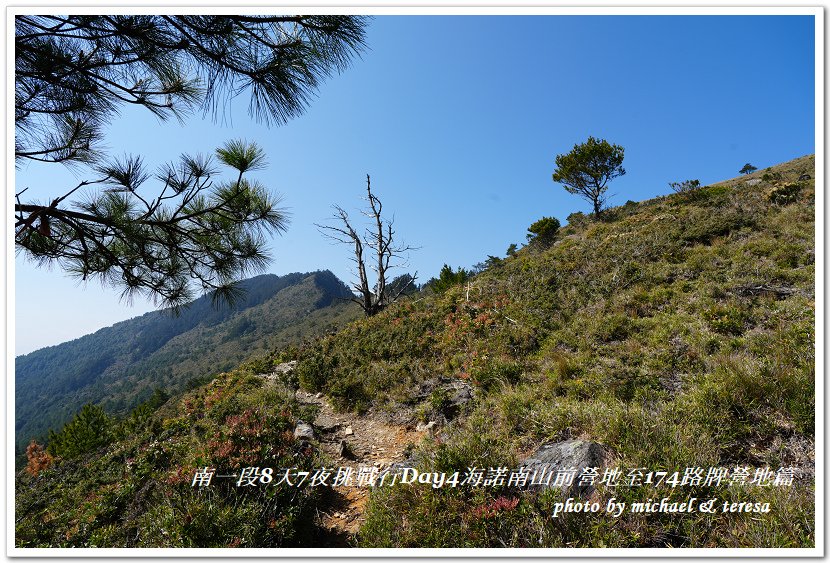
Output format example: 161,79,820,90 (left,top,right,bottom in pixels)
317,175,417,316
